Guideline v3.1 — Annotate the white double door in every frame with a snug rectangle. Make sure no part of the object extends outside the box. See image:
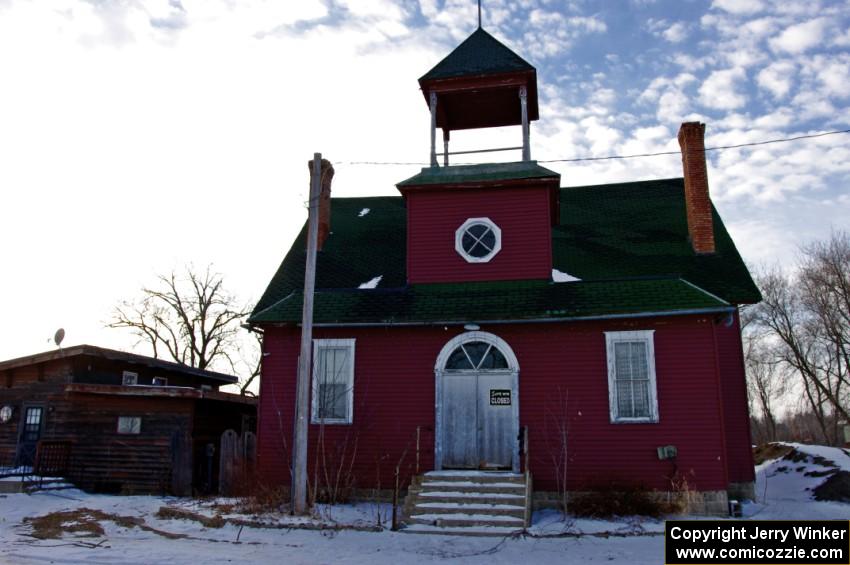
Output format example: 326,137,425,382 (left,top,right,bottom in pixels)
440,370,517,470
